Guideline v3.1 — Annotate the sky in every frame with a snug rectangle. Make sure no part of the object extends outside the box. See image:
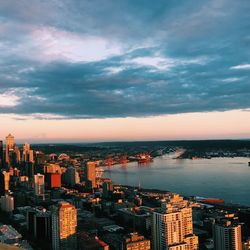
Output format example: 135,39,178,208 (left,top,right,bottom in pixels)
0,0,250,142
